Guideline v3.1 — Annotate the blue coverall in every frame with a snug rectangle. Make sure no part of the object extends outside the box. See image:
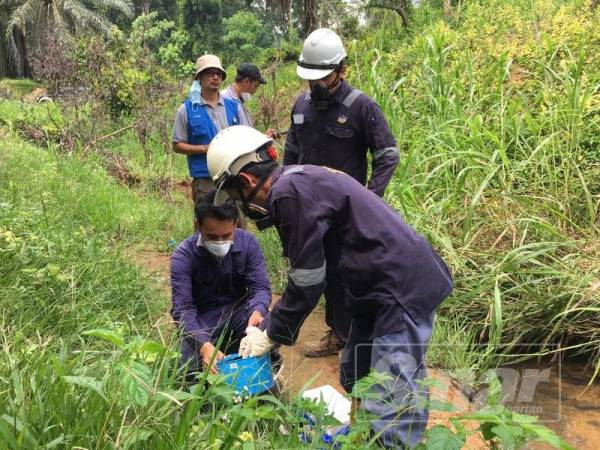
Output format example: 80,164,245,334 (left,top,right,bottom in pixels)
261,165,453,448
283,79,399,342
170,230,271,375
